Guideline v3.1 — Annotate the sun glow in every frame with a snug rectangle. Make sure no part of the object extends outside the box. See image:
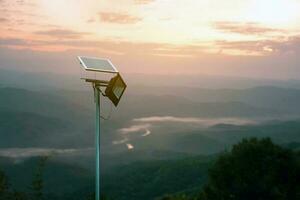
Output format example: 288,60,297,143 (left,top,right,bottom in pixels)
1,0,300,60
38,0,95,29
21,0,300,45
247,0,300,26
